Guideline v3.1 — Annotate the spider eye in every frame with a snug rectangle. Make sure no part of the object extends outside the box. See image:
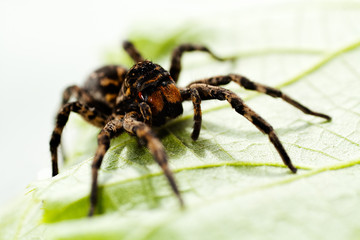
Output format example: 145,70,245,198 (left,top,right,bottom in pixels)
138,91,144,100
